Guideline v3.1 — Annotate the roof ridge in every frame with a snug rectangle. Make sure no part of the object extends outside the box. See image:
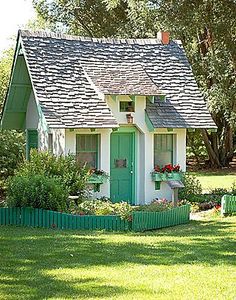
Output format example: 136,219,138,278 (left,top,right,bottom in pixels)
19,29,182,45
